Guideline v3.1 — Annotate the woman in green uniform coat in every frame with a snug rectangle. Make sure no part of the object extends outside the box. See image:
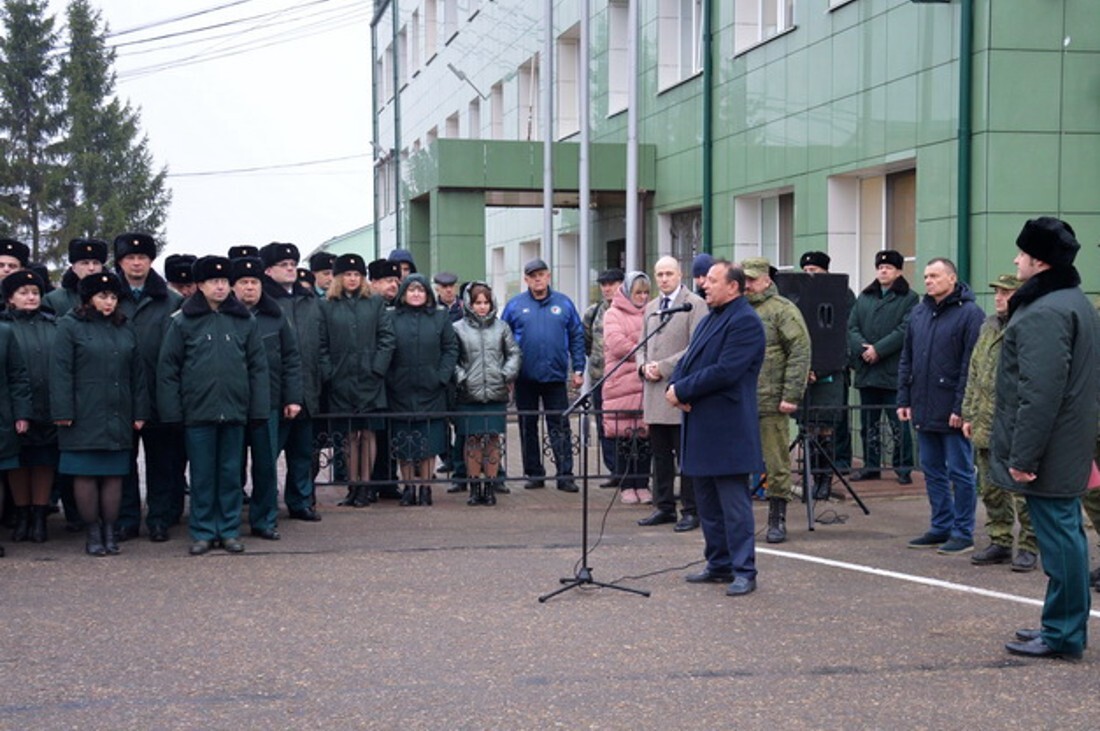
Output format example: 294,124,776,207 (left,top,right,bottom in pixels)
50,272,148,556
319,254,395,506
1,269,58,542
387,274,458,507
